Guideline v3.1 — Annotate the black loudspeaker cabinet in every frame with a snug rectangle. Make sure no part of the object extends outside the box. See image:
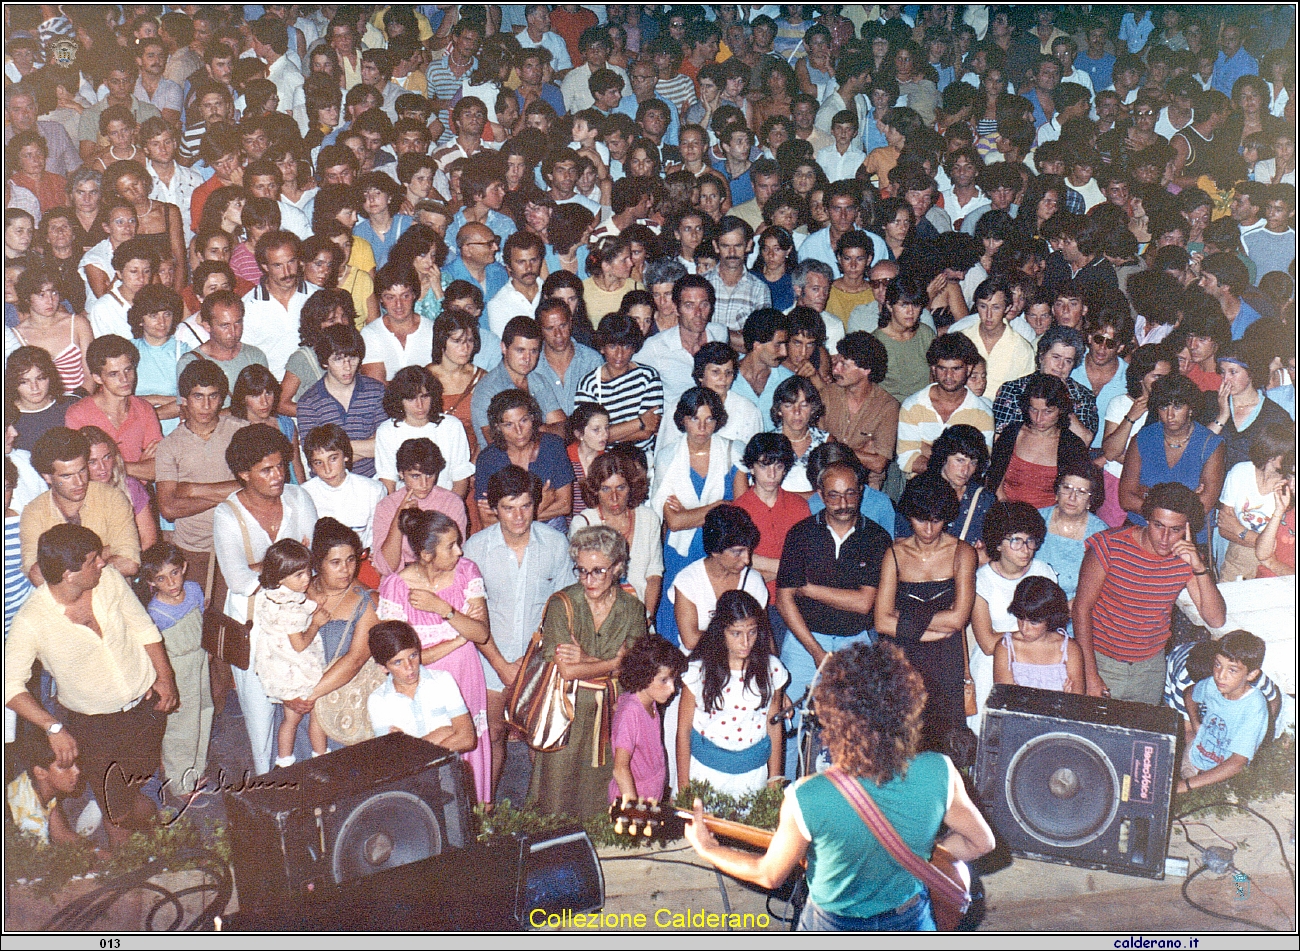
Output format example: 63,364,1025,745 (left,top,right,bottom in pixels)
223,826,606,932
975,685,1179,879
223,733,473,909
